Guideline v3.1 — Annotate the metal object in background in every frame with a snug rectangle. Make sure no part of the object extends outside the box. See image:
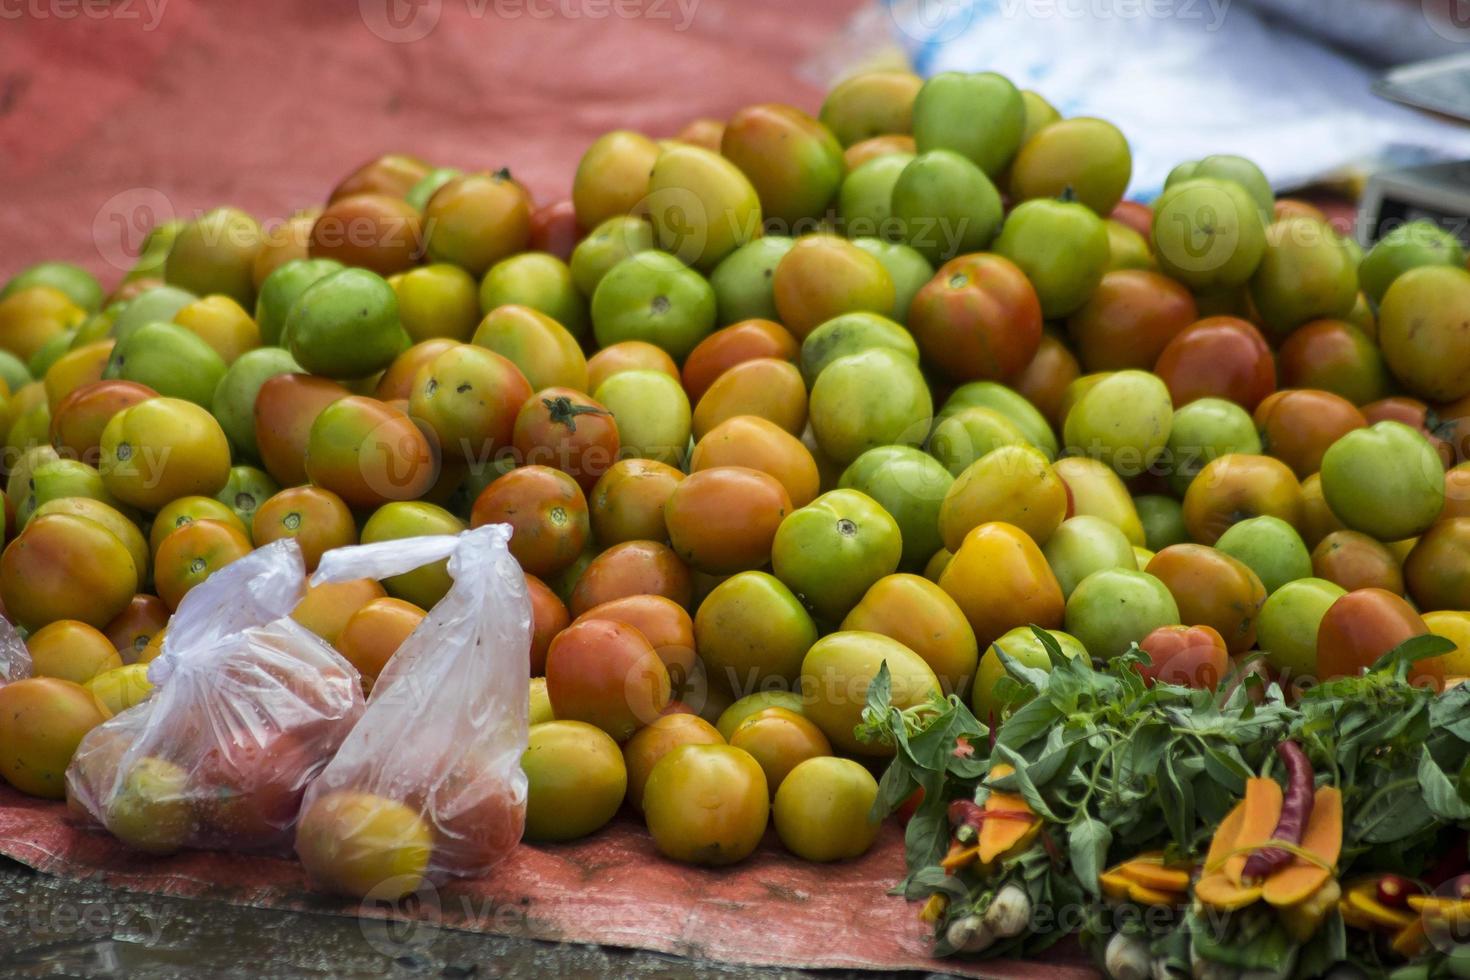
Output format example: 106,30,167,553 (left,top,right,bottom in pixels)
1358,161,1470,248
1237,0,1469,67
1375,51,1470,123
1358,53,1470,248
